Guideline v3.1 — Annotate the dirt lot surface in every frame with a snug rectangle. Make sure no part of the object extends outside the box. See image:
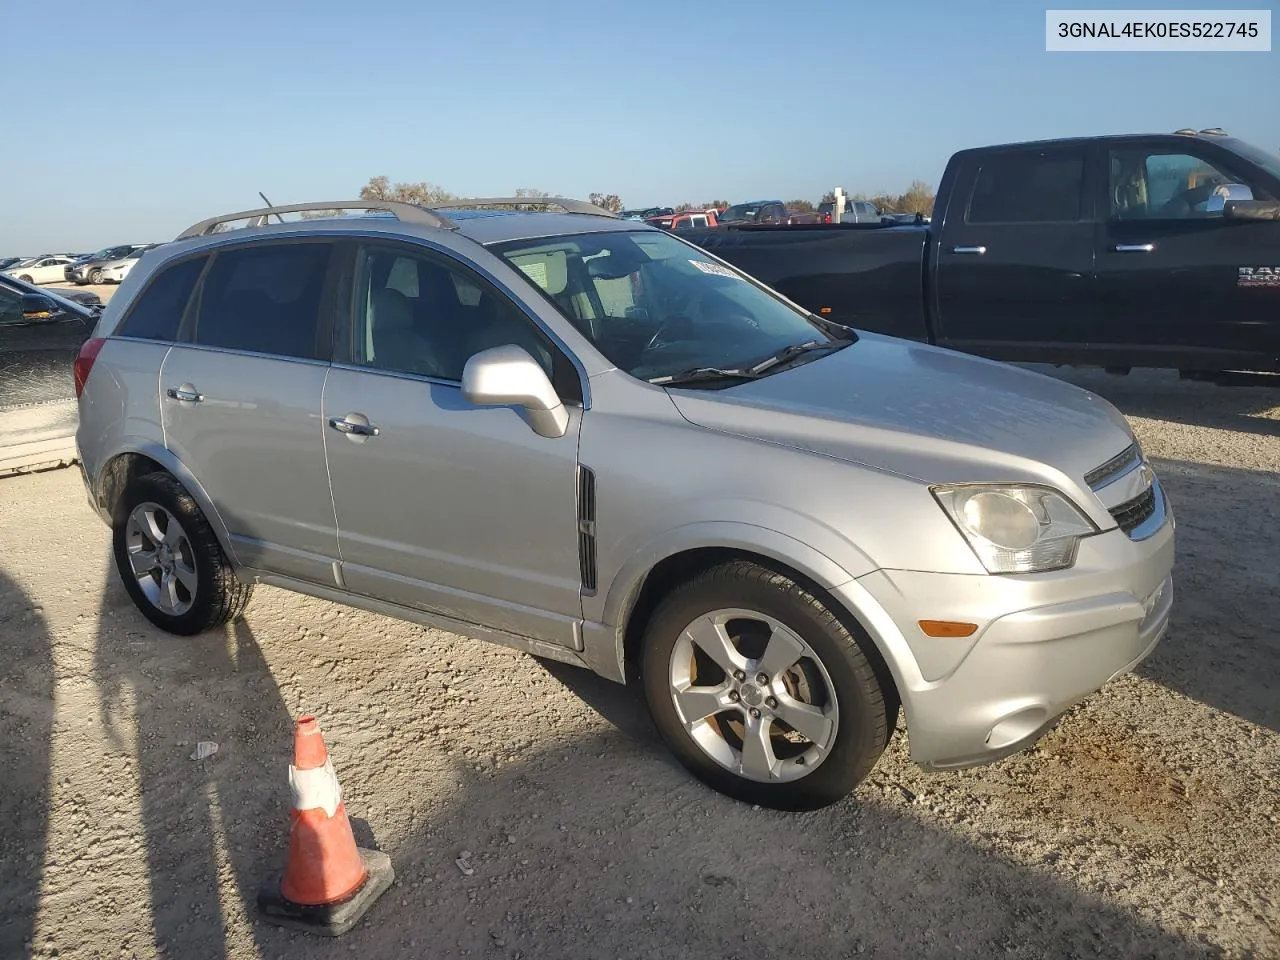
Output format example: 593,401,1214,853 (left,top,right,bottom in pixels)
1,369,1277,959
